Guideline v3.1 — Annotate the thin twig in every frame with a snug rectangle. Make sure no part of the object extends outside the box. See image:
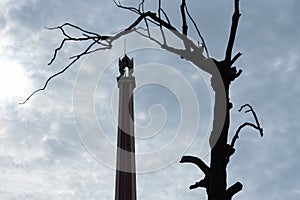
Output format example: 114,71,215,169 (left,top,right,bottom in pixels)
138,0,146,13
159,8,171,25
230,104,263,147
184,4,209,57
46,24,109,65
19,38,100,104
230,52,242,65
160,27,167,44
47,23,101,37
125,11,176,31
113,0,140,14
158,0,161,20
19,57,79,104
238,104,262,129
135,28,161,46
69,46,111,59
139,0,150,36
48,38,69,65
